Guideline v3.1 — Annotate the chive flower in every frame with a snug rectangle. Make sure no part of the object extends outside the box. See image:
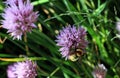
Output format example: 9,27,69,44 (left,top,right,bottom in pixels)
7,60,37,78
92,64,107,78
116,21,120,33
56,25,88,60
1,0,38,40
